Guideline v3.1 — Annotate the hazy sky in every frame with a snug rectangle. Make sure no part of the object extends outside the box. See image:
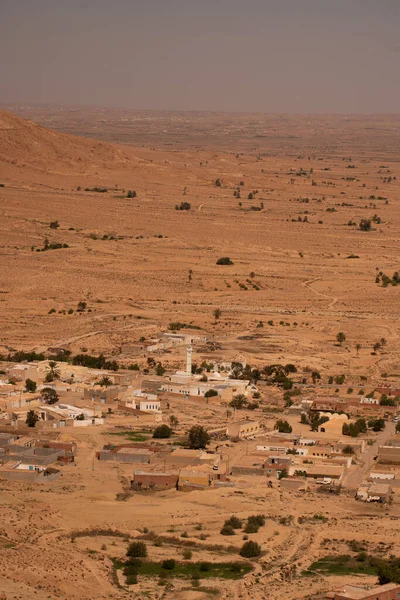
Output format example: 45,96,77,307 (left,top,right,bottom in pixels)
1,0,399,112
